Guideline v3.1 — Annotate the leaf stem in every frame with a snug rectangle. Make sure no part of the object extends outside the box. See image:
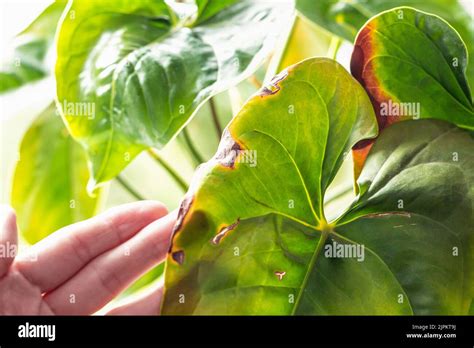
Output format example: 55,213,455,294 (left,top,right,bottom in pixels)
328,36,343,60
291,228,330,314
248,75,262,89
228,87,243,116
116,175,146,201
147,149,189,192
209,98,223,139
182,128,205,165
